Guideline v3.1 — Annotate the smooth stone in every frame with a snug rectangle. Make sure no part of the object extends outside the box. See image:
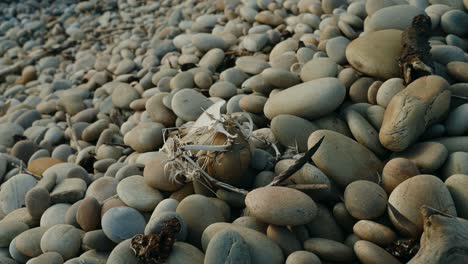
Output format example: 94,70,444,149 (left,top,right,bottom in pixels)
114,59,136,75
82,120,109,142
50,178,87,204
243,33,268,52
445,104,468,136
145,211,187,241
192,33,227,51
209,81,238,99
82,230,116,252
305,204,344,242
326,36,350,64
367,5,425,31
441,9,468,37
308,130,383,188
285,251,321,264
15,227,48,258
176,195,225,247
379,76,451,152
236,56,270,75
171,89,214,121
431,45,465,65
346,29,402,80
117,175,163,212
146,93,177,127
304,238,354,262
85,176,118,203
40,204,71,227
261,68,301,89
1,207,38,228
353,220,397,246
344,180,387,220
0,174,37,214
271,115,319,153
25,187,50,219
392,142,448,173
76,197,101,232
446,174,468,219
11,140,39,164
300,58,338,81
266,225,302,256
111,82,139,109
143,154,183,192
376,78,405,108
264,78,346,120
106,239,140,264
434,137,468,153
447,62,468,83
382,158,420,193
151,198,179,218
239,94,268,114
350,77,375,103
0,221,29,247
345,109,387,157
441,152,468,179
0,123,24,148
28,158,63,176
388,174,457,237
170,72,194,90
204,230,251,264
101,206,146,243
354,240,401,264
124,122,165,153
40,224,82,260
9,237,31,263
26,252,64,264
232,216,268,233
245,186,317,226
333,202,356,233
166,242,204,264
202,223,284,264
